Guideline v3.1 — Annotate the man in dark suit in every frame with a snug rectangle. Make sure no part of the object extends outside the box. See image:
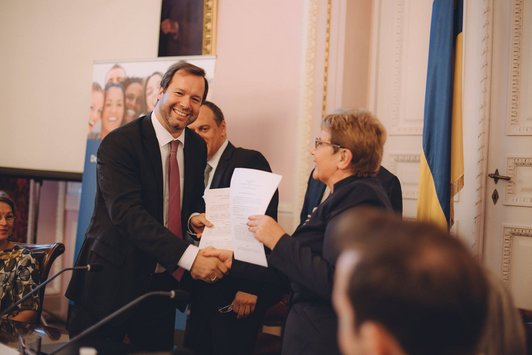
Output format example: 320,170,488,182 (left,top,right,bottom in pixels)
300,166,402,225
66,62,230,352
187,101,282,354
